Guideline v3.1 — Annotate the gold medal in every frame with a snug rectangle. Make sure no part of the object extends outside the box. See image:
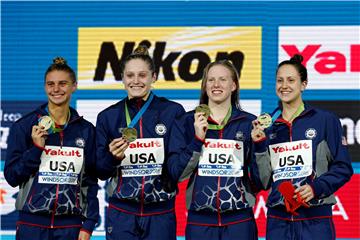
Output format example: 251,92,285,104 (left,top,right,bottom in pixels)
257,113,272,129
195,104,211,118
121,128,137,142
38,116,54,131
